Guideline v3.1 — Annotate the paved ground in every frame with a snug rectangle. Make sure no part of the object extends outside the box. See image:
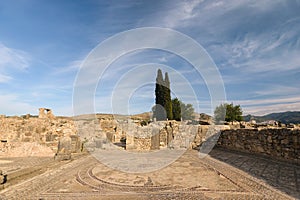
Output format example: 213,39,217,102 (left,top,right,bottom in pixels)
0,148,298,200
210,147,300,199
